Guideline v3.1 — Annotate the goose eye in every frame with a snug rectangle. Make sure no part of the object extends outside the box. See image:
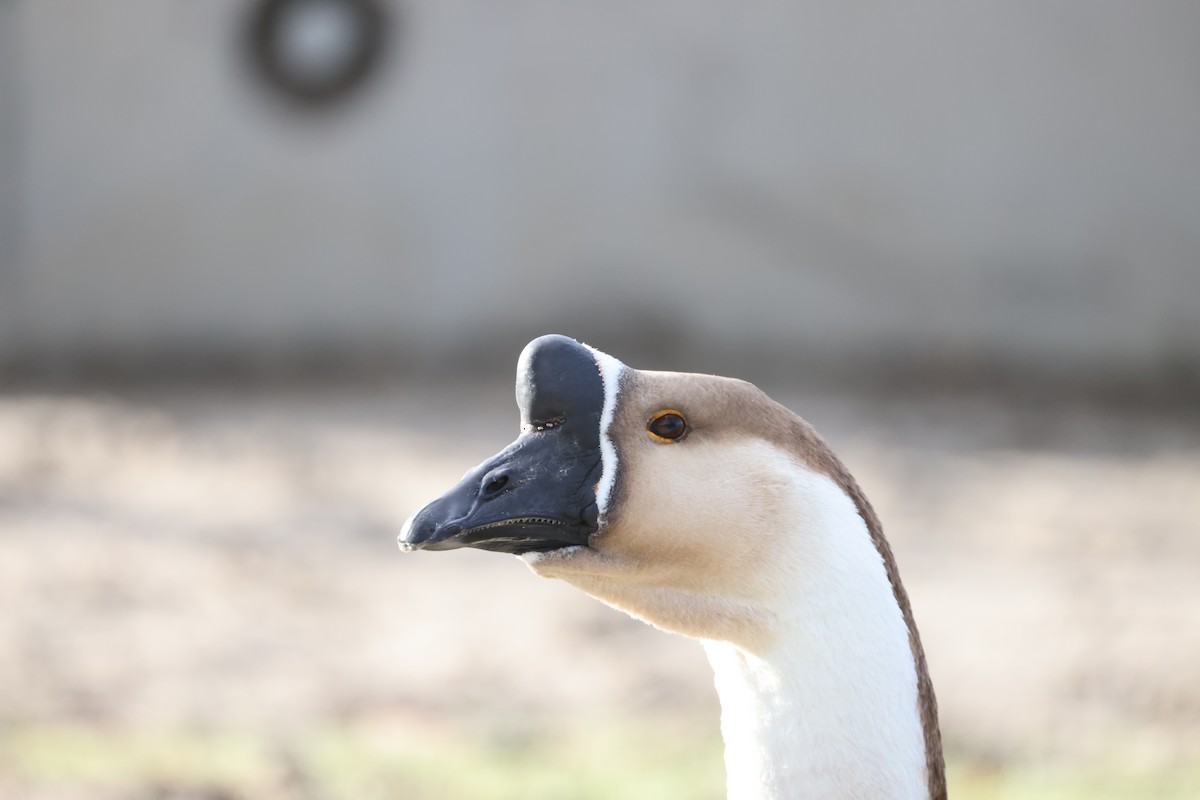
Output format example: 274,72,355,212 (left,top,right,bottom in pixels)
647,410,688,443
